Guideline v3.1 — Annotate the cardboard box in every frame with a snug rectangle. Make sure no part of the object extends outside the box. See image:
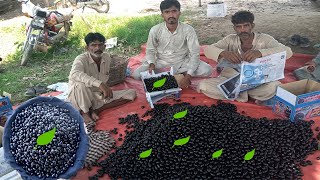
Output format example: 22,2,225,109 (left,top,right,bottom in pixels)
140,67,182,108
0,96,12,117
273,79,320,121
